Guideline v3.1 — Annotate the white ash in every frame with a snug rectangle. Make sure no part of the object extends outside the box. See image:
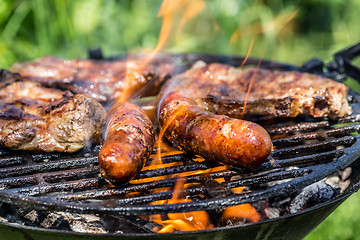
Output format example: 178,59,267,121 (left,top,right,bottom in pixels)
40,212,106,234
24,210,38,222
266,166,300,187
264,207,281,219
325,167,352,193
40,213,61,228
341,167,352,181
